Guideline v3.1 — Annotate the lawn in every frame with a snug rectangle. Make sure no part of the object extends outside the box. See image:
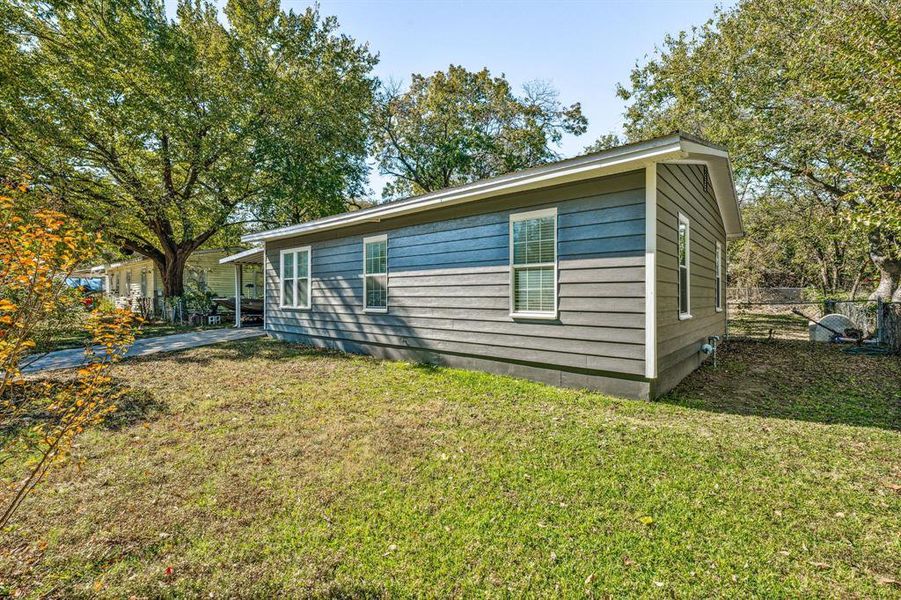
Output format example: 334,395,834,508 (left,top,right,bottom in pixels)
1,339,899,597
727,308,813,340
